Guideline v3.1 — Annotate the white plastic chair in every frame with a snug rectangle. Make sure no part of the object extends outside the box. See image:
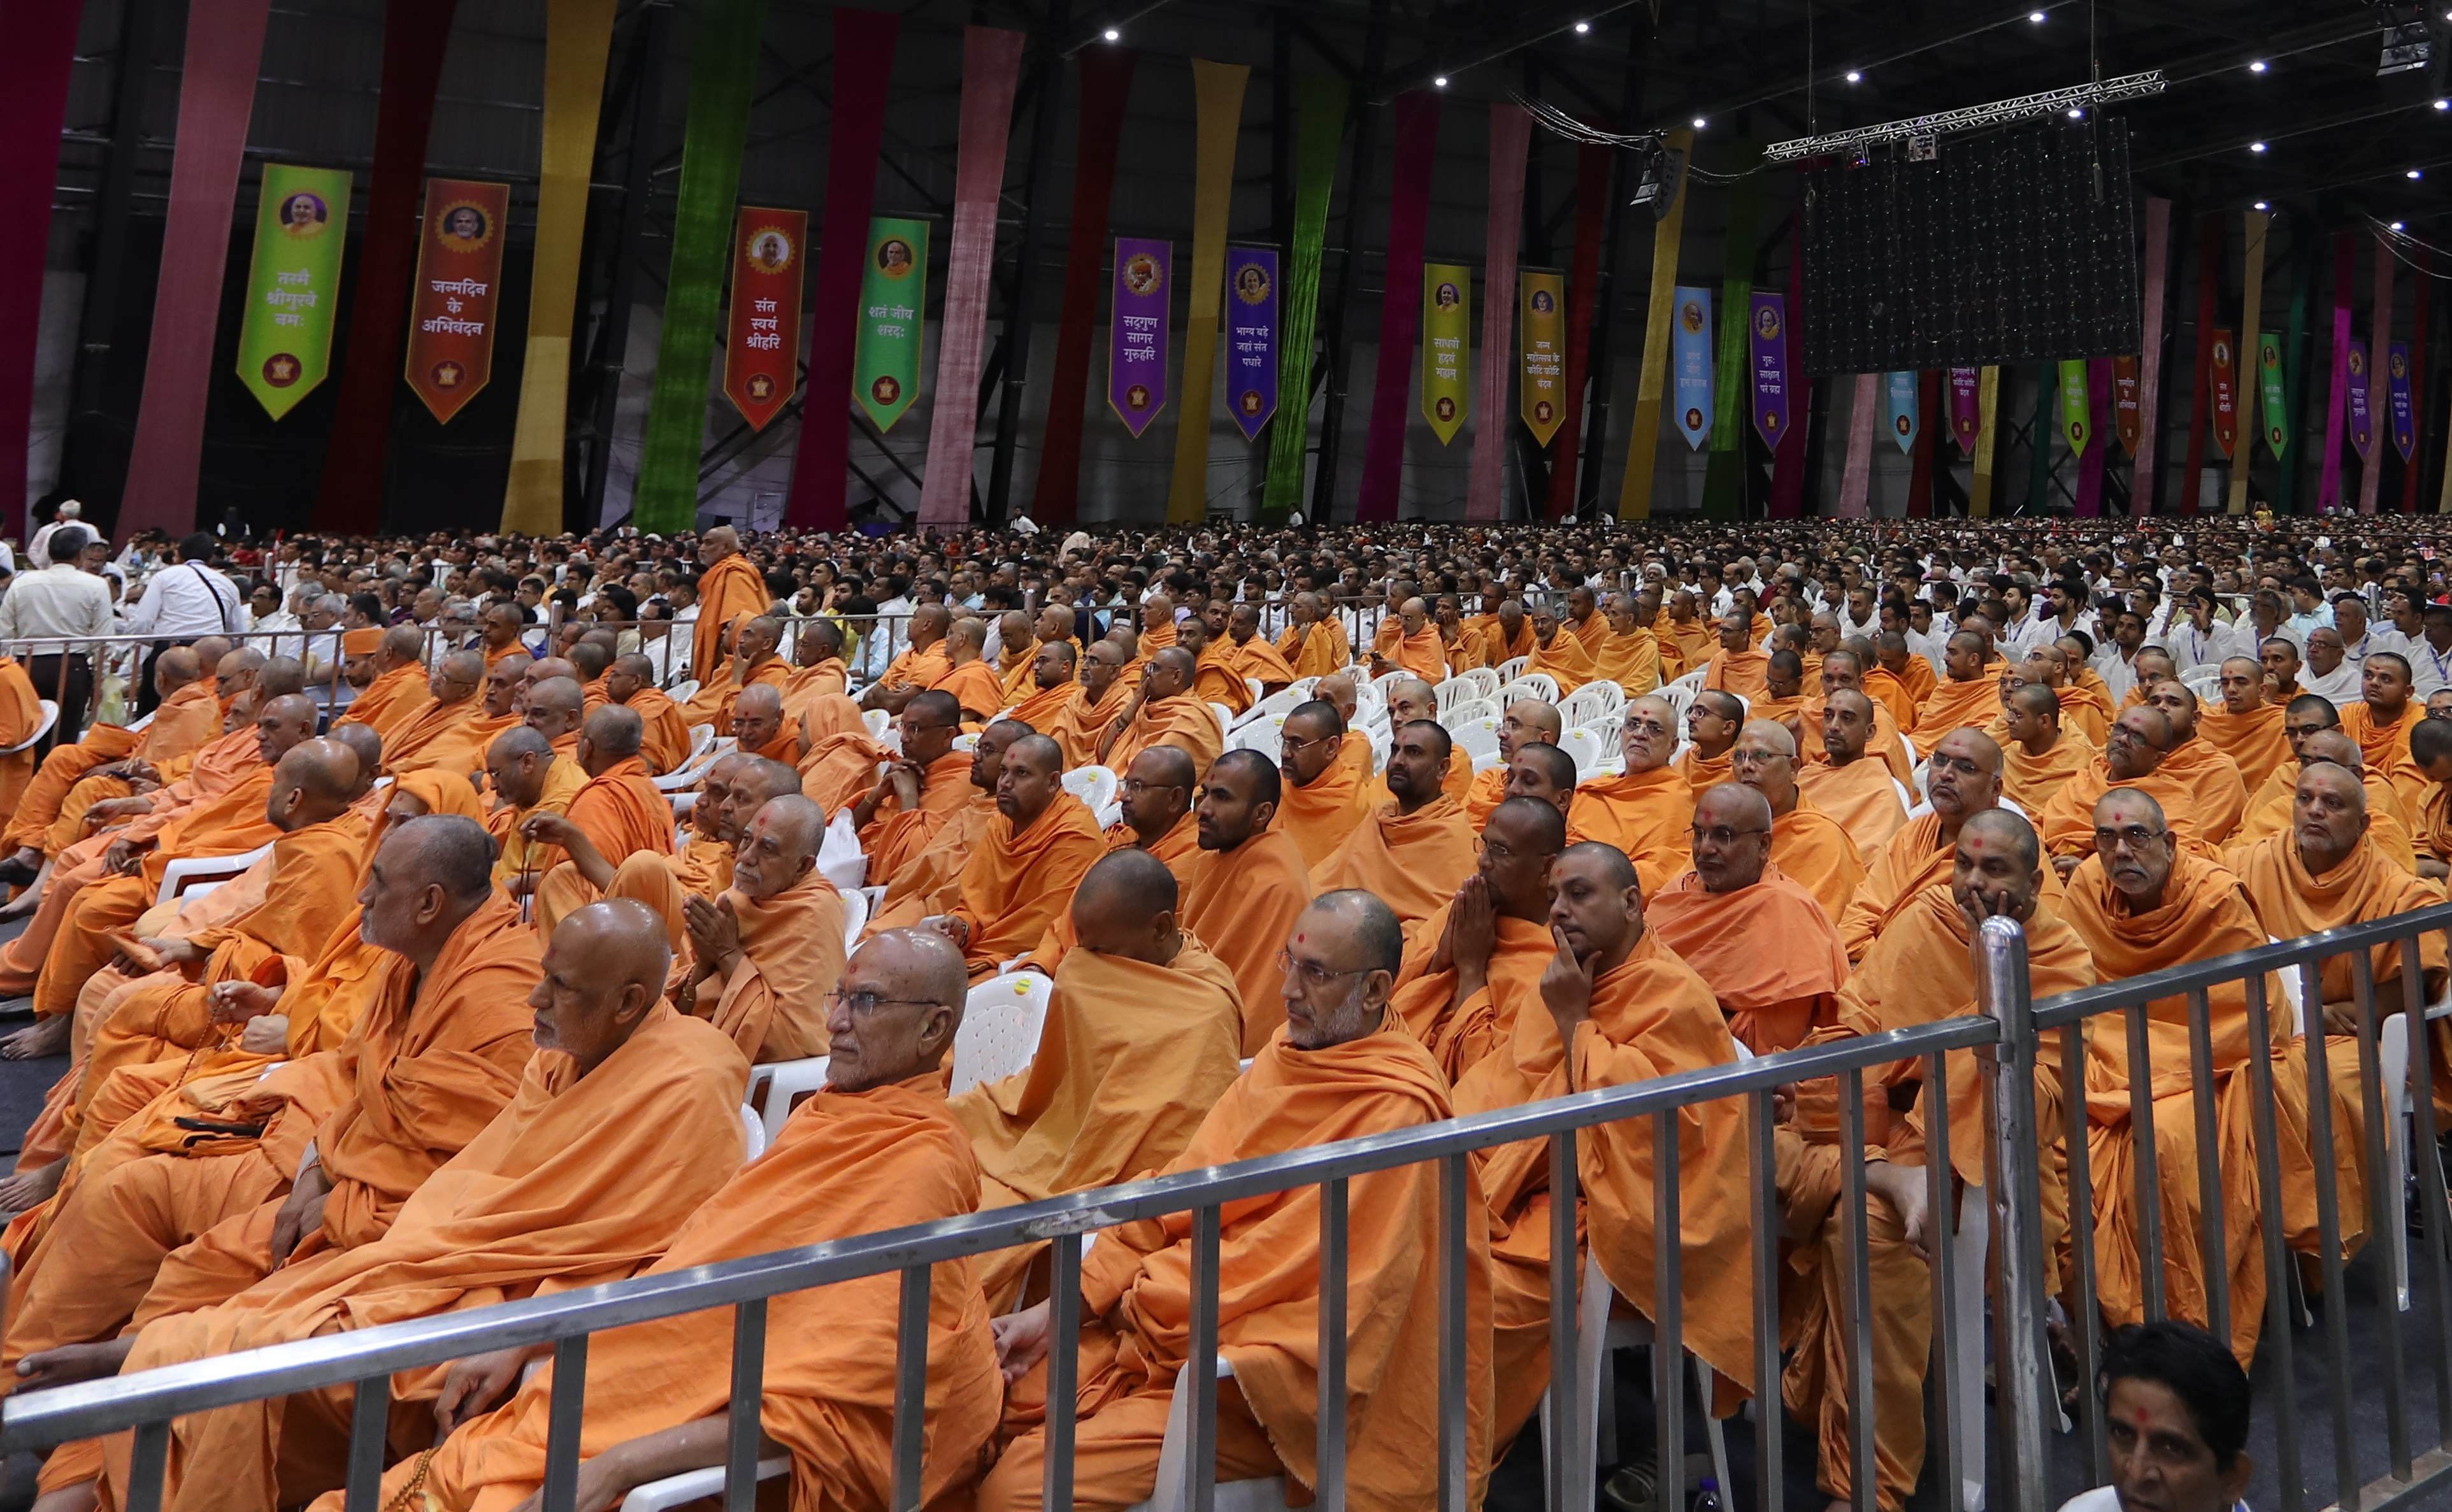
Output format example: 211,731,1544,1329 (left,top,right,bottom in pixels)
1557,725,1608,780
666,679,701,706
817,811,867,892
951,973,1051,1096
1062,765,1120,828
740,1104,766,1162
156,841,275,908
2379,988,2452,1309
952,731,979,753
1208,703,1237,745
1433,676,1476,715
2181,667,2222,701
1498,674,1559,706
1121,1355,1294,1512
1363,722,1391,771
671,790,699,818
1228,715,1286,762
1561,681,1626,729
1,700,58,755
862,708,891,739
652,731,733,792
1666,666,1708,696
748,1057,831,1146
617,1457,790,1512
1451,715,1502,765
1538,1249,1732,1512
1458,667,1502,701
1494,656,1531,684
1238,685,1307,729
838,885,870,952
1440,697,1500,732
